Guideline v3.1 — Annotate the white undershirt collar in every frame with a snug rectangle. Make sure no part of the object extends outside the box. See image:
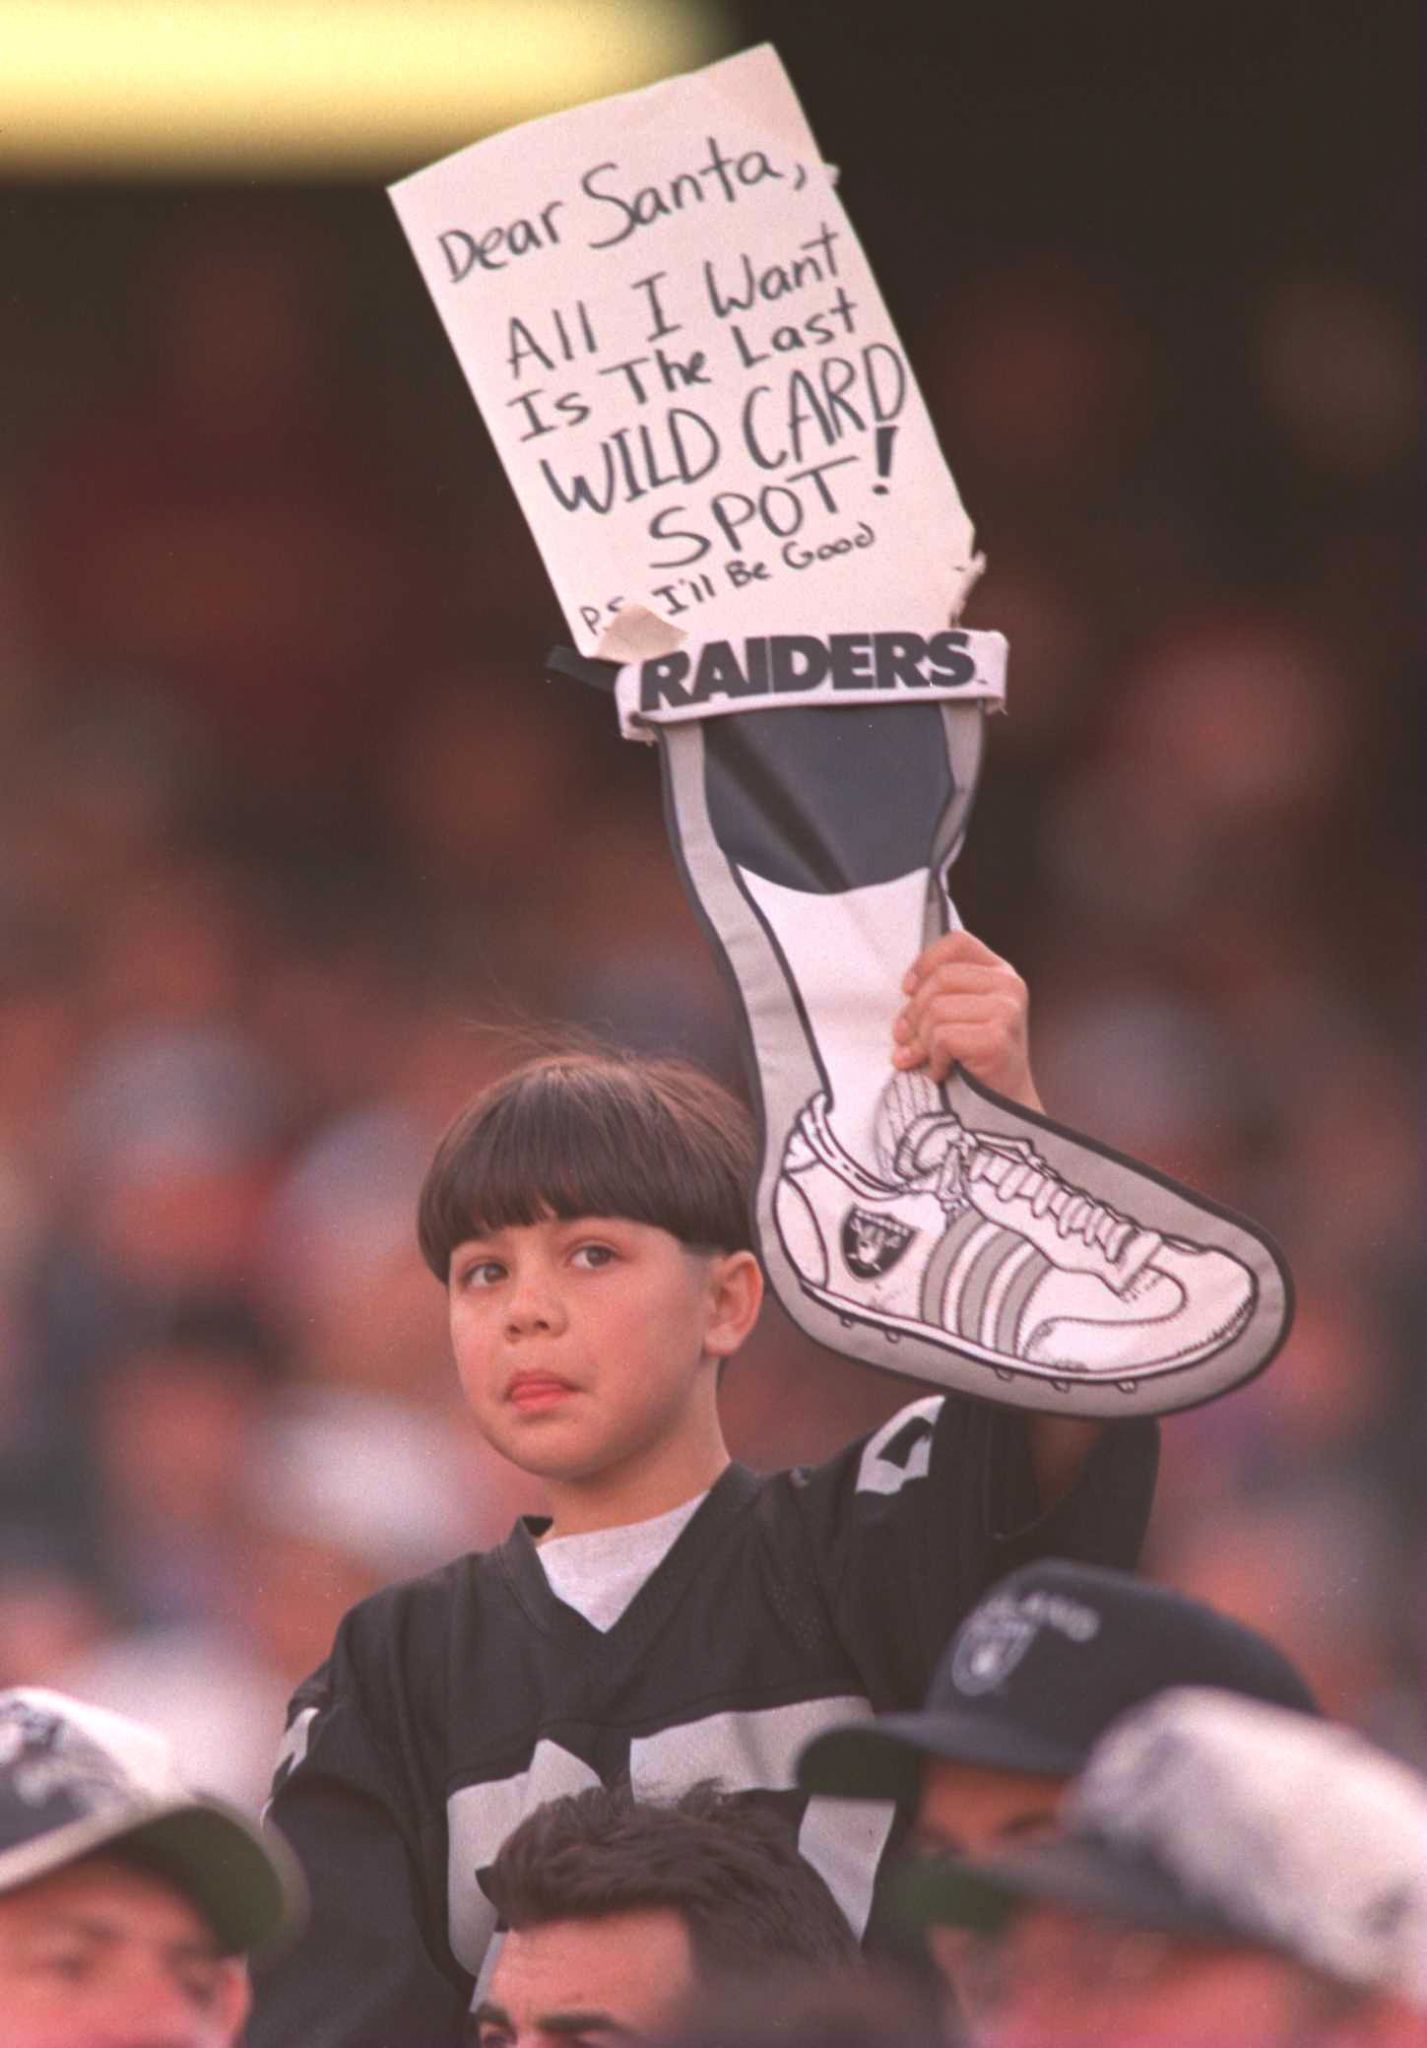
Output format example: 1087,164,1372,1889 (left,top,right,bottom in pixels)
536,1491,709,1632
